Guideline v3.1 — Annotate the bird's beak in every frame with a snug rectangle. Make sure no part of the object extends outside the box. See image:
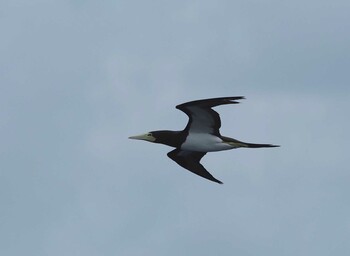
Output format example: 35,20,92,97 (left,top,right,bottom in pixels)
128,133,156,142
